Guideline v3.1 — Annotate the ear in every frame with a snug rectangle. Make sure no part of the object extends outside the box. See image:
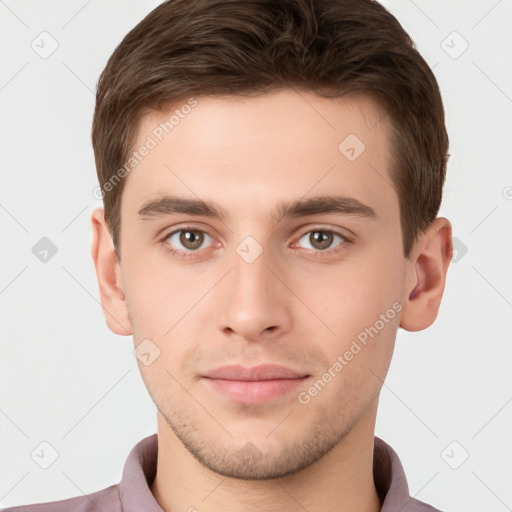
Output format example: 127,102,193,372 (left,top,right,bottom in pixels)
90,207,132,335
400,217,453,332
